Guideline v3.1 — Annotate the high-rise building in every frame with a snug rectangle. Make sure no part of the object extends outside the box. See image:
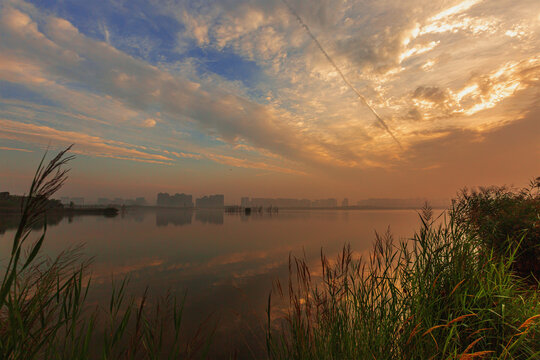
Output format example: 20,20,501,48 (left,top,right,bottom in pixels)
342,198,349,207
157,193,193,207
196,194,224,208
157,193,169,206
172,193,193,207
